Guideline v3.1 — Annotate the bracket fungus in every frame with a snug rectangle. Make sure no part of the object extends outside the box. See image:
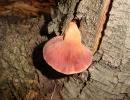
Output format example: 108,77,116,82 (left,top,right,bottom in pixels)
43,21,92,75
